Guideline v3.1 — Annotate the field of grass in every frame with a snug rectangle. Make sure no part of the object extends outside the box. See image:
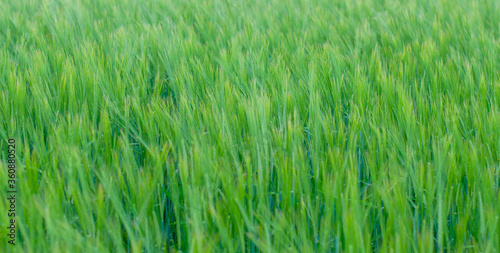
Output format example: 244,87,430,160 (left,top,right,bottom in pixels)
1,0,500,252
